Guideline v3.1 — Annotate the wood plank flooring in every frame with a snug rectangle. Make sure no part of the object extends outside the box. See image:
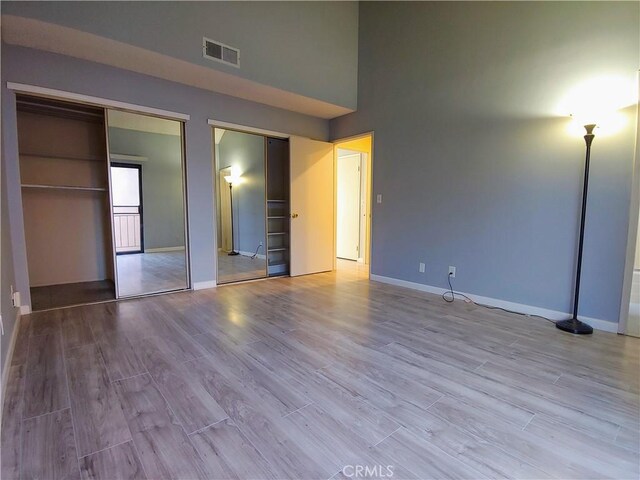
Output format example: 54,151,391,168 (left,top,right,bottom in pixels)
2,263,639,479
